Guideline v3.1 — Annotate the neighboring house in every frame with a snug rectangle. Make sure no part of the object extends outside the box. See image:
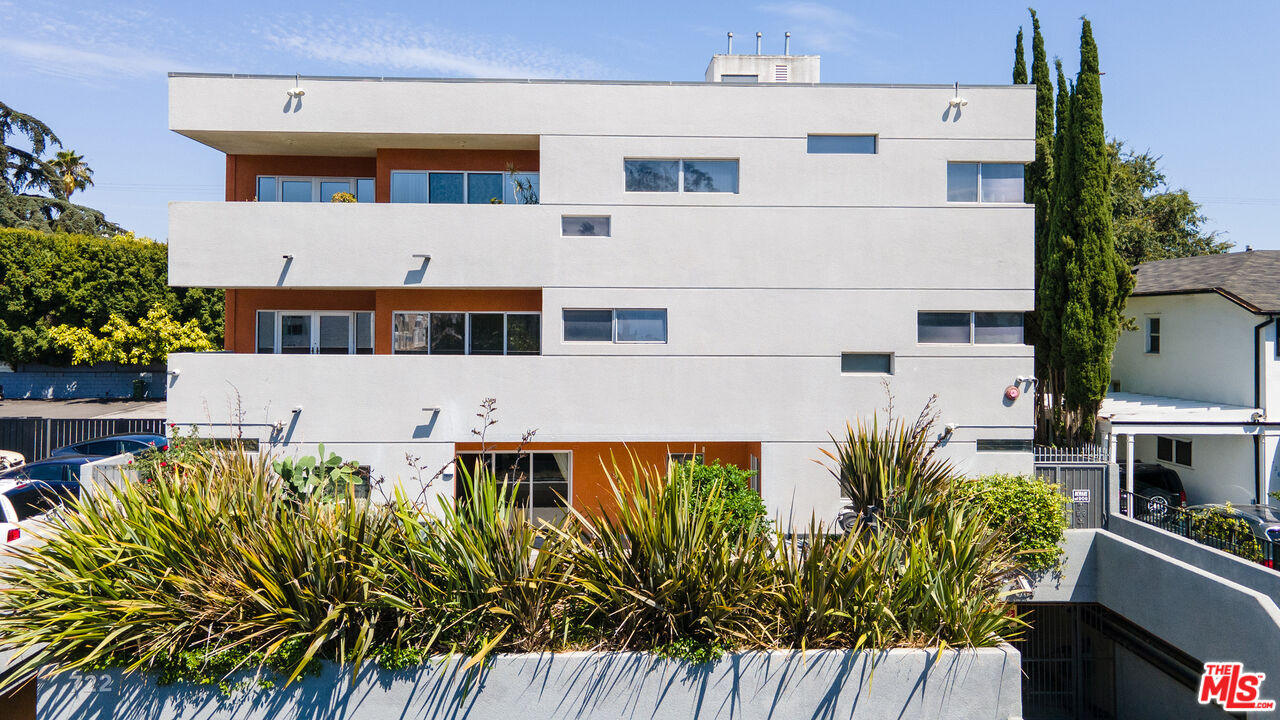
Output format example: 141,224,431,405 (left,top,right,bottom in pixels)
1103,249,1280,506
163,52,1035,526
